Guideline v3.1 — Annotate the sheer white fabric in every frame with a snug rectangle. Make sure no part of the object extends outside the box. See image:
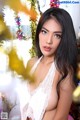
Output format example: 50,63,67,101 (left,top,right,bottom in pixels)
19,56,56,120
